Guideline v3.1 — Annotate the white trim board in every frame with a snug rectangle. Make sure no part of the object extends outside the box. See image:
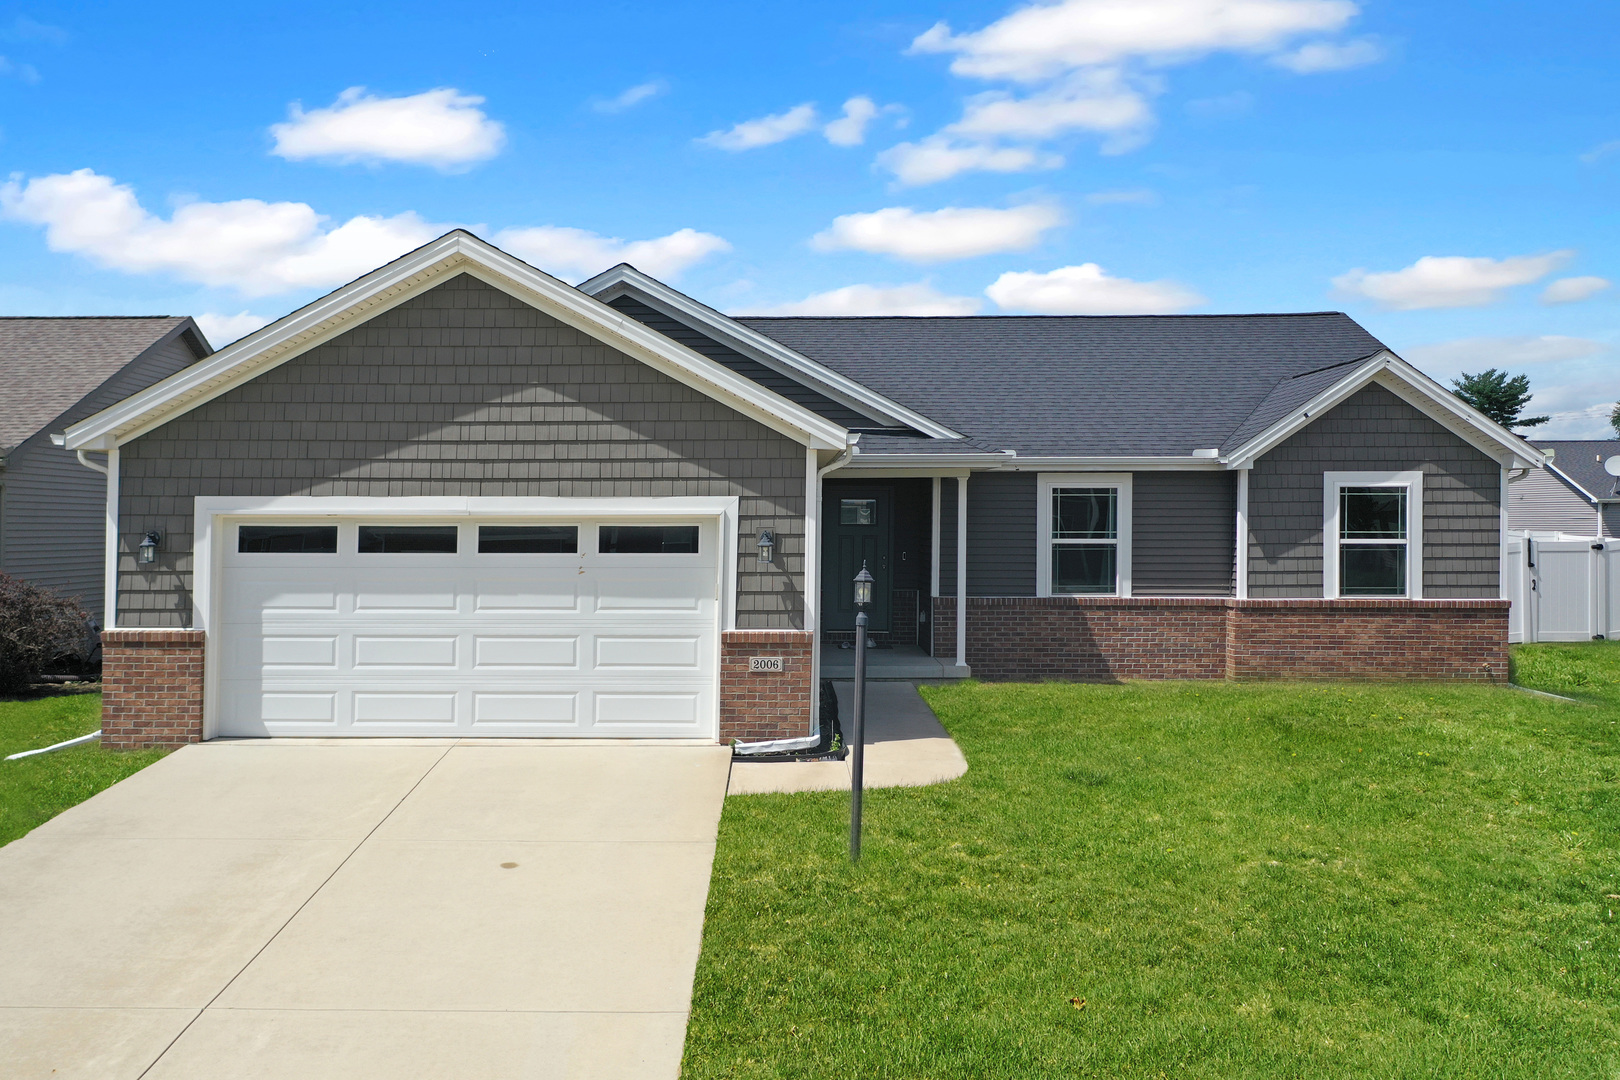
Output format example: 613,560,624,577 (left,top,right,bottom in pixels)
579,264,962,440
65,232,850,454
1034,472,1133,598
1322,471,1423,600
